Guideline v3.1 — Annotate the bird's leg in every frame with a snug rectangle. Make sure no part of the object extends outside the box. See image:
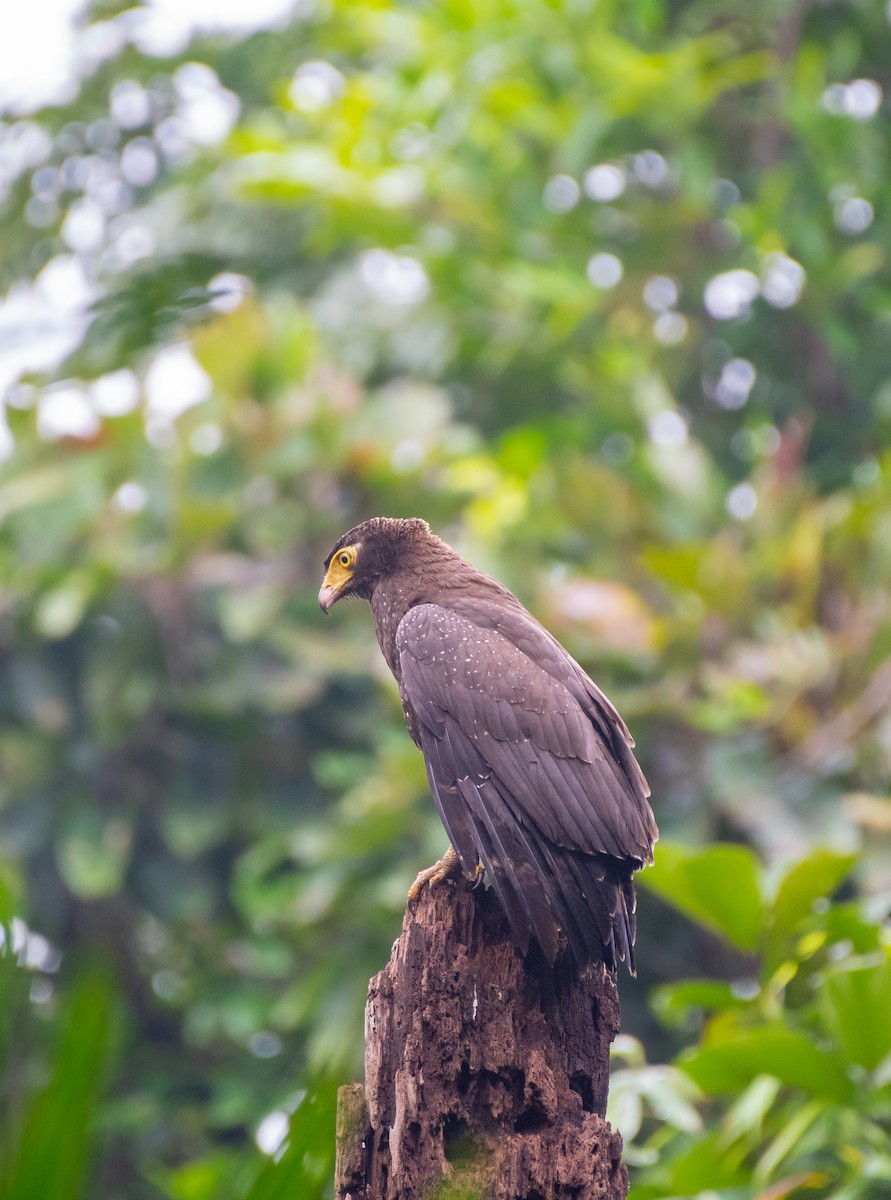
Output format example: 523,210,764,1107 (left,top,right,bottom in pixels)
408,845,466,900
